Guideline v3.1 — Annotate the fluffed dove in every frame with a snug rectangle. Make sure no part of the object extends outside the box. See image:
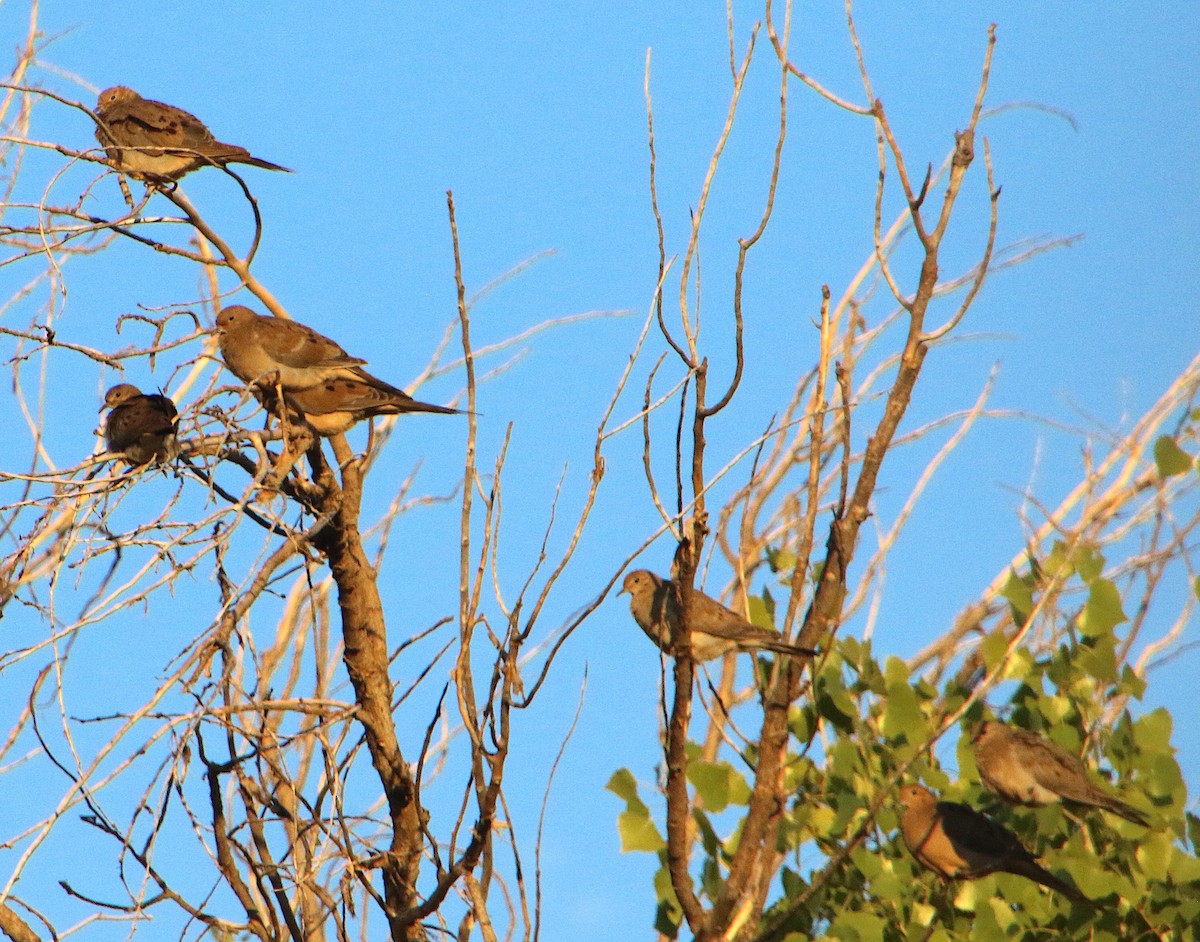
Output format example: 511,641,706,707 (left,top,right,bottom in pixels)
102,383,178,464
897,784,1090,905
216,305,368,390
972,720,1149,827
94,86,291,182
619,569,816,661
262,374,462,436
